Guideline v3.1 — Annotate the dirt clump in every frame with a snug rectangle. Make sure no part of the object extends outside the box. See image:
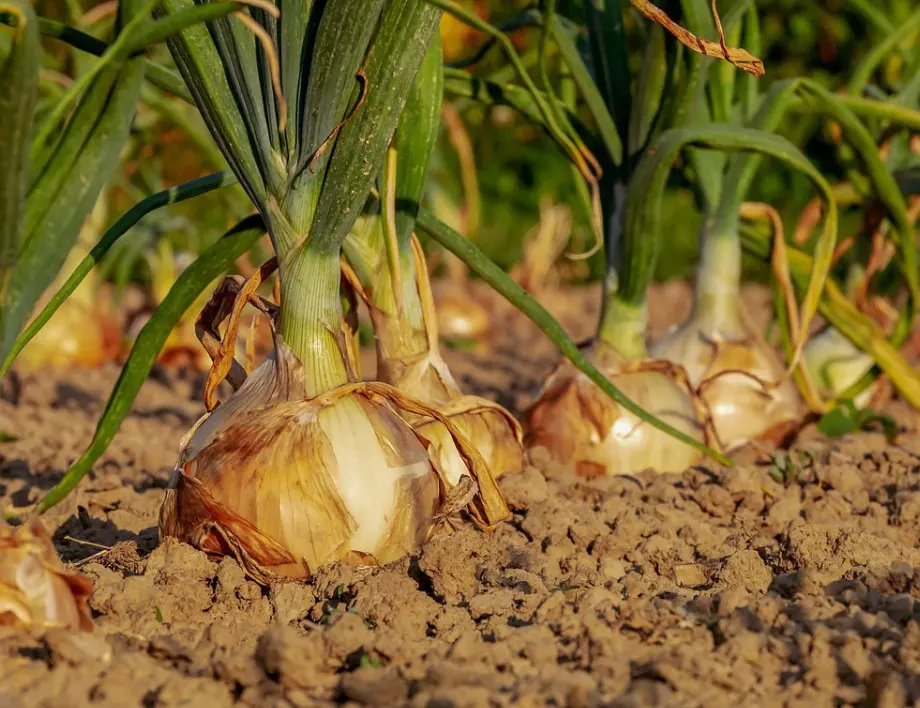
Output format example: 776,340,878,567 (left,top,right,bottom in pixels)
3,283,920,706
